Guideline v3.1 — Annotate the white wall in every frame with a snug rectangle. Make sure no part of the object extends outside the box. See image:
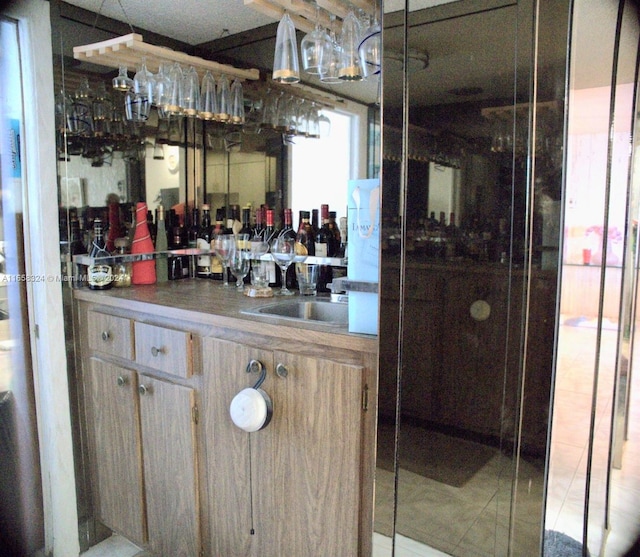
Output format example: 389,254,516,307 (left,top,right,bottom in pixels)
3,1,80,555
